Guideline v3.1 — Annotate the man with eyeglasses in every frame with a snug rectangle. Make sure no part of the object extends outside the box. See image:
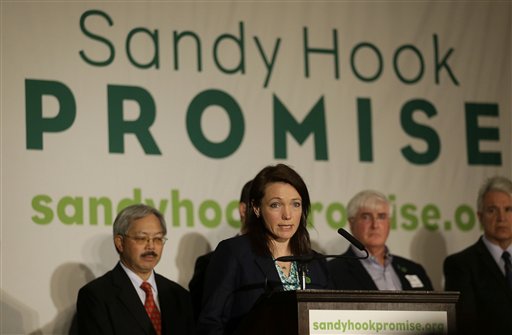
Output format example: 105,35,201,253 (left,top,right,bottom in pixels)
75,204,194,335
328,190,433,291
444,176,512,335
